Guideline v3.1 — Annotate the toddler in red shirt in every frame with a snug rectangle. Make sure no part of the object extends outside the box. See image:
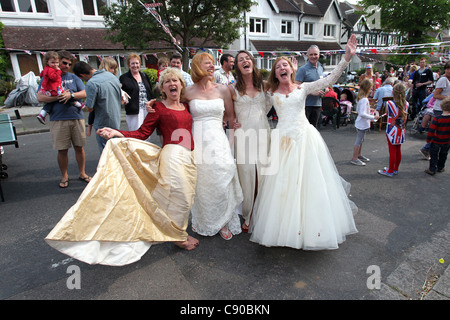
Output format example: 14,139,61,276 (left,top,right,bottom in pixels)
37,51,84,124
